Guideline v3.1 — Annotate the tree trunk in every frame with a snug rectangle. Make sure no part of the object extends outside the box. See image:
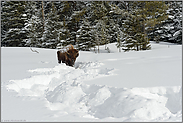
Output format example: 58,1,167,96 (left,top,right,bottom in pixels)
136,44,139,51
98,44,99,53
96,35,99,53
42,1,45,32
